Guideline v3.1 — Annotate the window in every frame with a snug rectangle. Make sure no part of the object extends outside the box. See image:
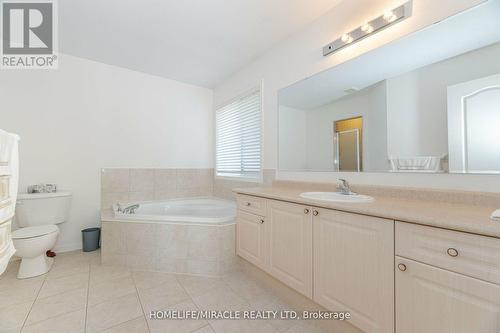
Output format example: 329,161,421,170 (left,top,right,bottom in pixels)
216,90,262,180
